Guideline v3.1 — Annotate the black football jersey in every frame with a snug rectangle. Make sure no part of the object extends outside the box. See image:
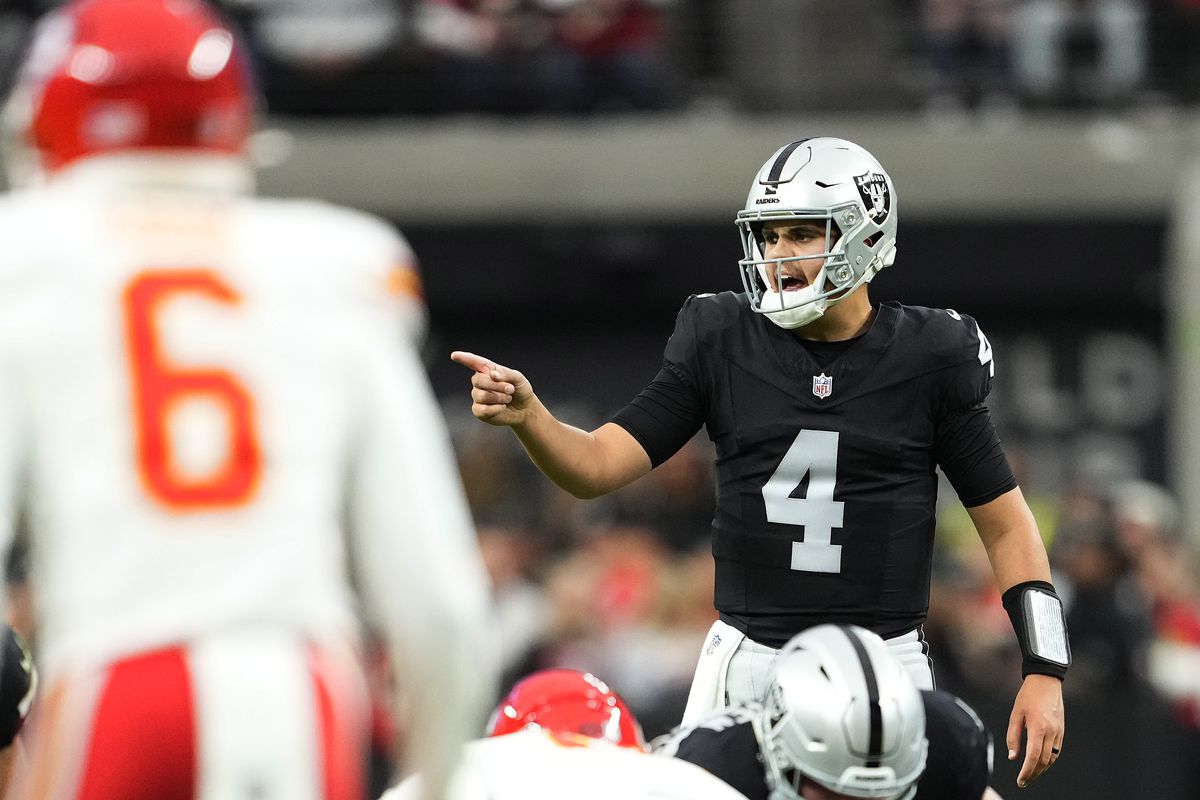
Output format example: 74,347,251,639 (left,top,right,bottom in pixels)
612,294,1015,646
652,705,766,800
655,690,991,800
918,689,993,800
